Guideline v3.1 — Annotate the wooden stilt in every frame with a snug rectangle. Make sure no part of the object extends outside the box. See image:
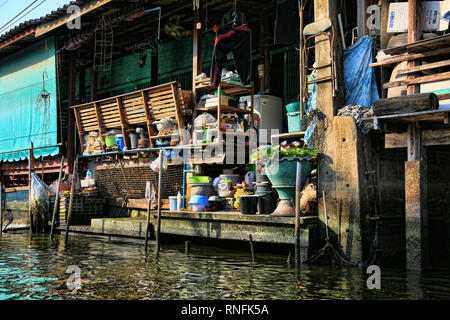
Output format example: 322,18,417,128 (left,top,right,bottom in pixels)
295,161,302,267
185,240,191,254
249,234,256,262
144,181,152,255
28,141,34,232
65,158,79,243
50,156,65,239
155,149,163,257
